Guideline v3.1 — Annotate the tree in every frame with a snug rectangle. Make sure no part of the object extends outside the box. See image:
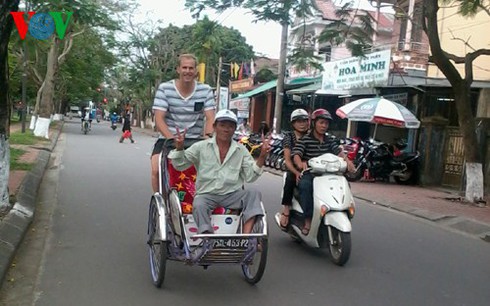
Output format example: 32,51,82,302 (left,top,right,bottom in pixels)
185,0,376,131
0,0,21,211
421,0,489,202
116,19,254,122
24,0,123,137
